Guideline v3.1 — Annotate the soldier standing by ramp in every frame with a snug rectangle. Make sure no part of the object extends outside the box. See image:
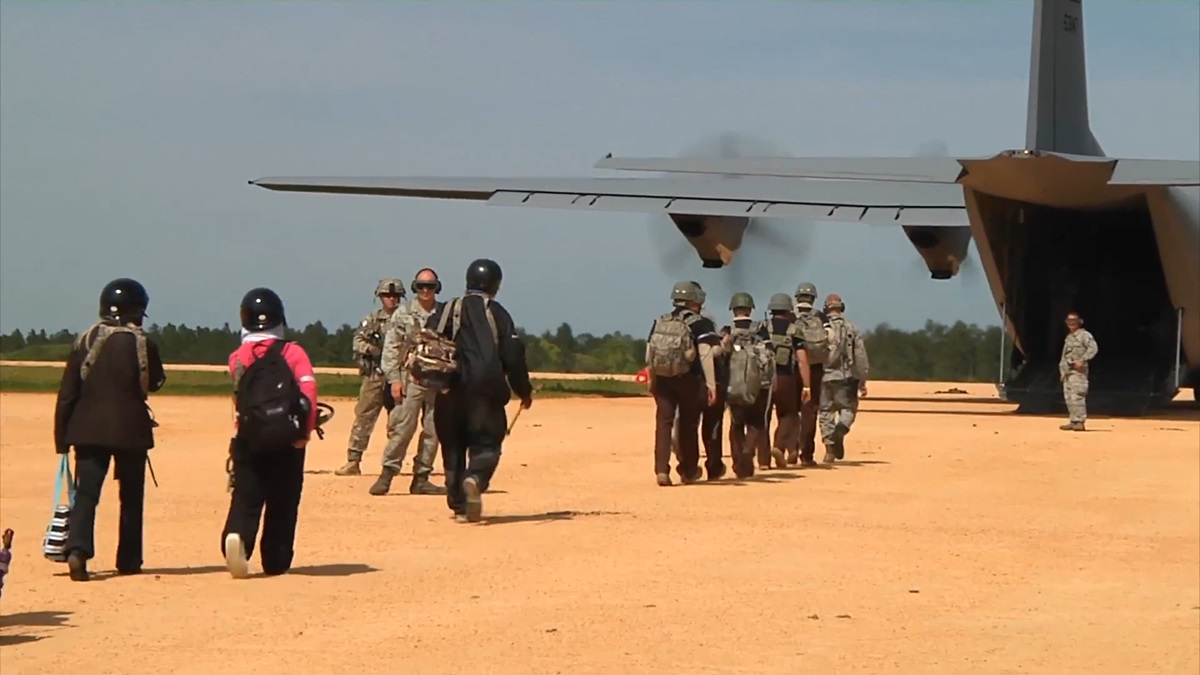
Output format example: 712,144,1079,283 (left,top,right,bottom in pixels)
819,294,869,463
335,279,404,476
1059,311,1098,431
370,268,447,495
